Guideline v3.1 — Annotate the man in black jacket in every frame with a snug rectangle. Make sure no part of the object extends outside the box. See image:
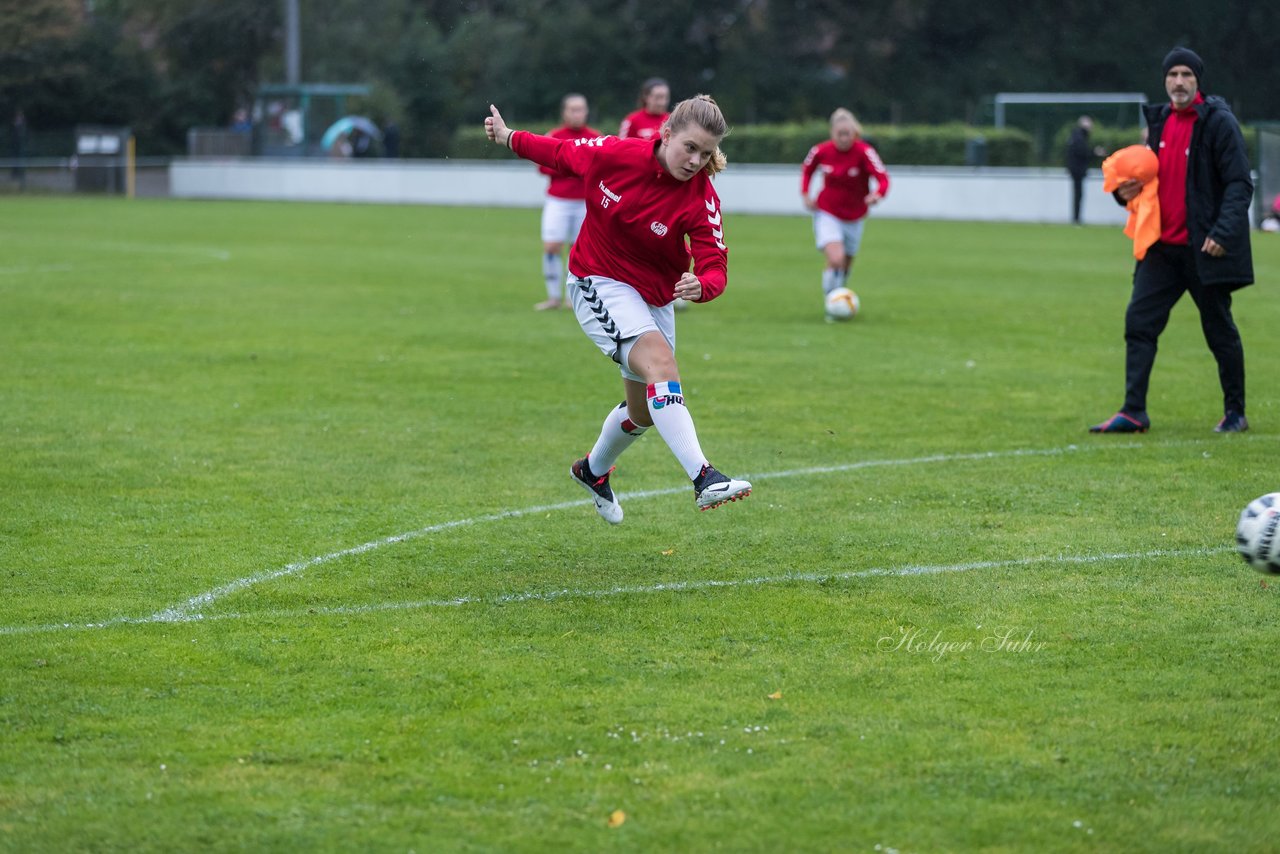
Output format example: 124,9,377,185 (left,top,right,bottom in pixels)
1090,47,1254,434
1065,116,1095,224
